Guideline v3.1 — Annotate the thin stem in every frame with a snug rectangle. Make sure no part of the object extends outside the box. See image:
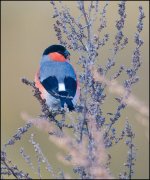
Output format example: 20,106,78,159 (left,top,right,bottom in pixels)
129,136,133,179
78,1,91,46
2,160,19,179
